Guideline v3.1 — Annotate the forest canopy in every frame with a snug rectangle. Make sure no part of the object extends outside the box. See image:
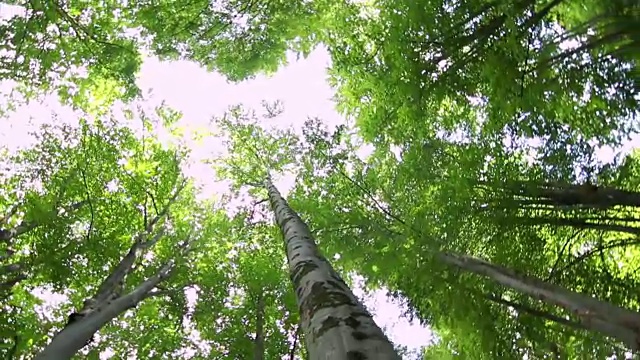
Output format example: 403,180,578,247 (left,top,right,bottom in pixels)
0,0,639,359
